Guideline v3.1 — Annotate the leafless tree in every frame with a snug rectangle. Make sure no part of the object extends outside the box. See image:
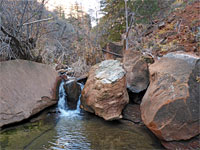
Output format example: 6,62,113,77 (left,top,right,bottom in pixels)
124,0,128,50
0,0,103,76
0,0,52,61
